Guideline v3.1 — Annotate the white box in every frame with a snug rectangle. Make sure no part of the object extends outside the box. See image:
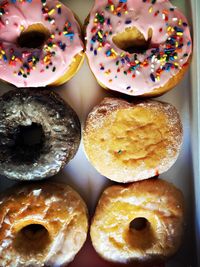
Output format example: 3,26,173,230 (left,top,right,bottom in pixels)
0,0,198,266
